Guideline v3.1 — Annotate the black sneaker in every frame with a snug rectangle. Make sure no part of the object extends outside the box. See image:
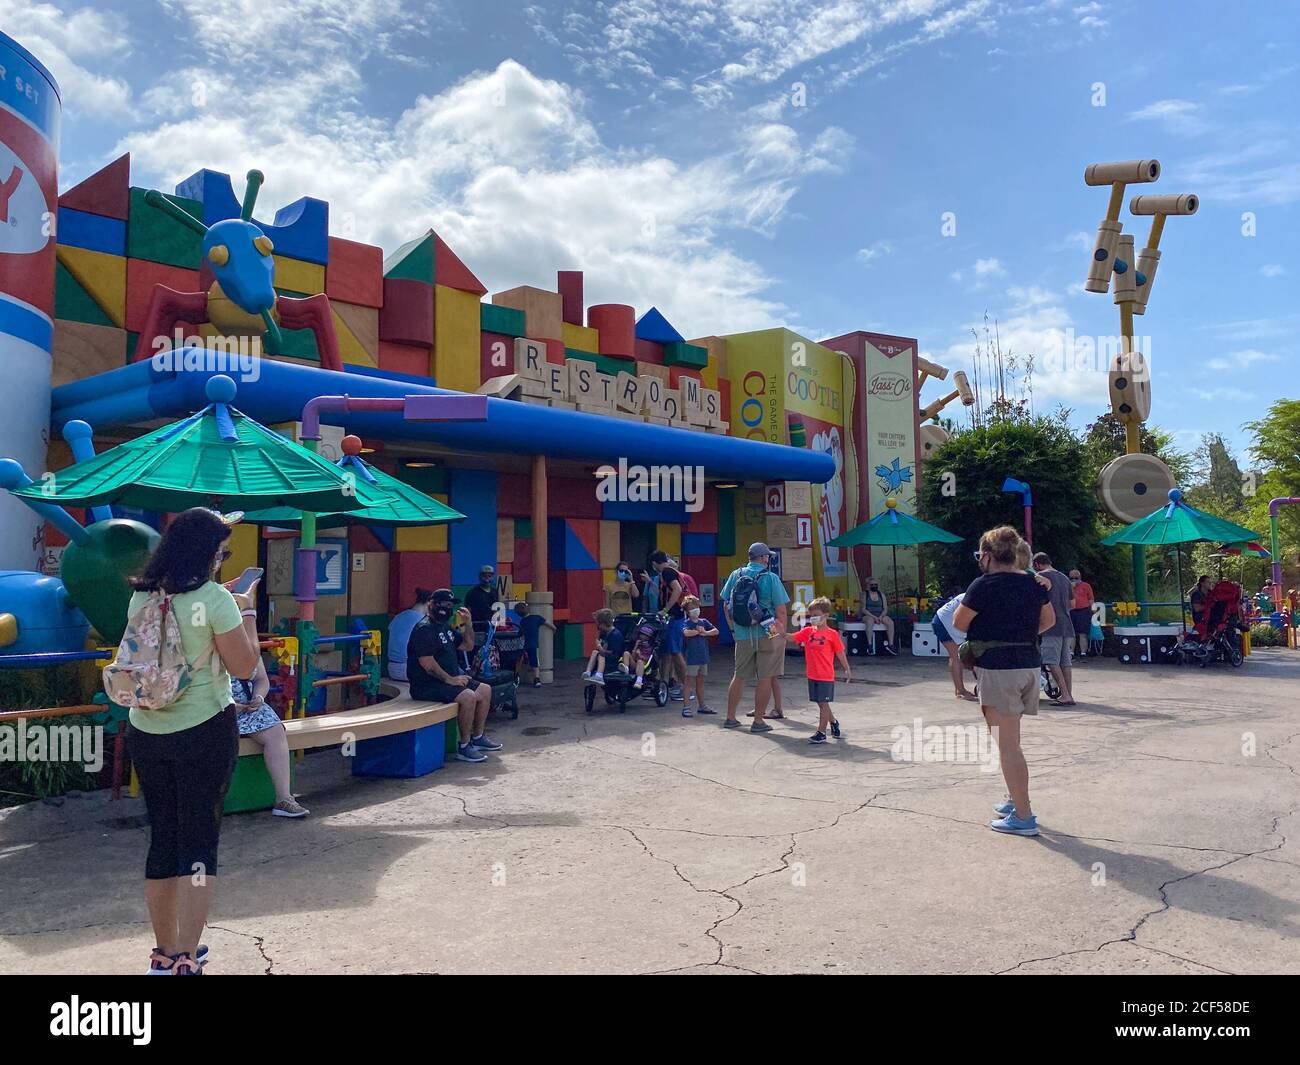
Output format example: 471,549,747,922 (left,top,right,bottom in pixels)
830,720,841,738
883,643,898,656
809,731,827,744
